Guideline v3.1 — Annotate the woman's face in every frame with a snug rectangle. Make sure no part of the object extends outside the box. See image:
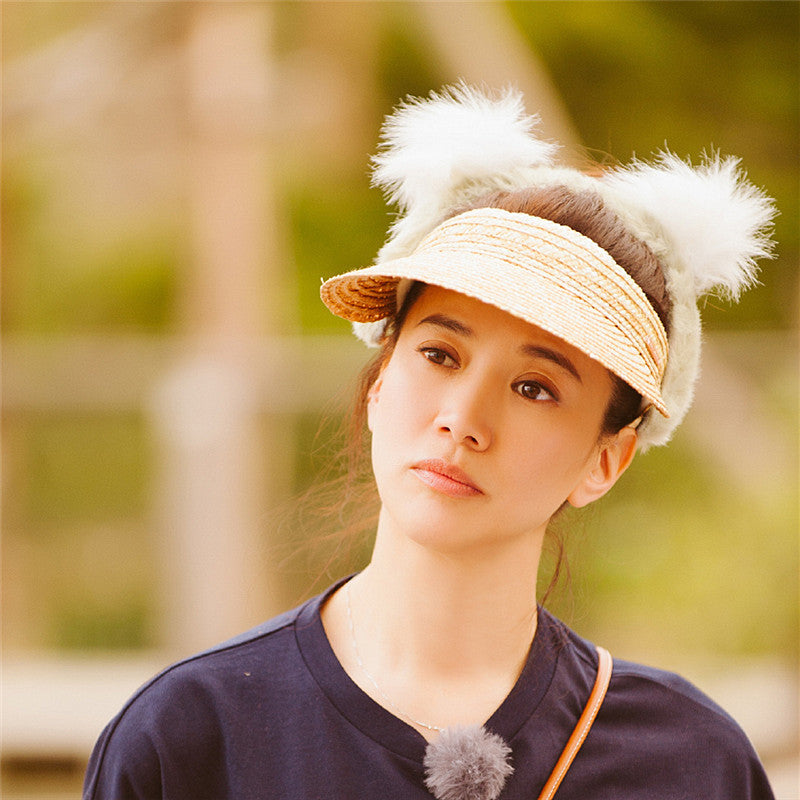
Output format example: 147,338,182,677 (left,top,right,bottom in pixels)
367,285,635,555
